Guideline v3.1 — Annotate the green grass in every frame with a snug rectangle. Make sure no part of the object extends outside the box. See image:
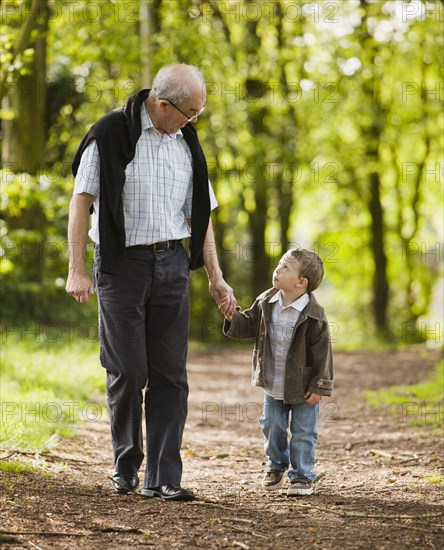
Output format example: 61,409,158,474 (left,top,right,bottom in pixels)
364,361,444,426
0,460,36,473
0,336,106,452
424,473,444,486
